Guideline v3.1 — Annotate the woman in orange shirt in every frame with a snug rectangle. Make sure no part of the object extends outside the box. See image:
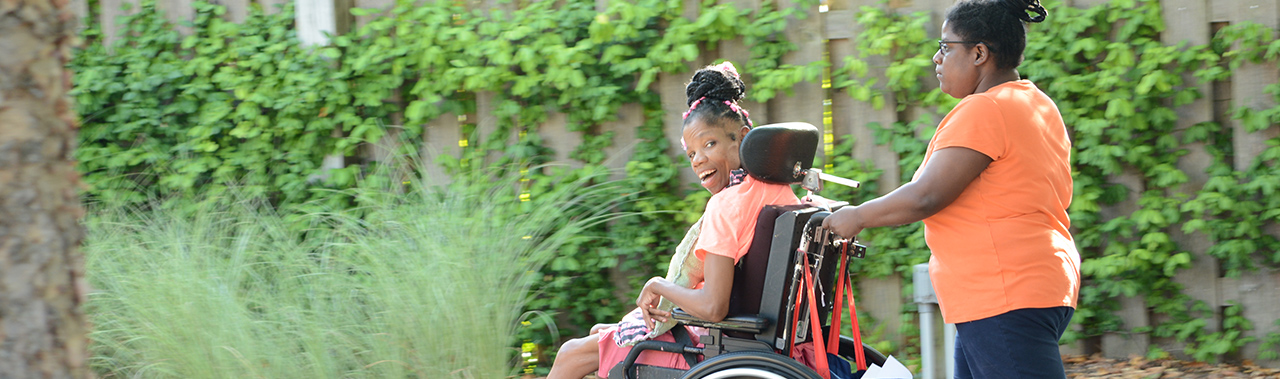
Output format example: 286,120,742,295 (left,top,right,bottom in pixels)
822,0,1080,378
